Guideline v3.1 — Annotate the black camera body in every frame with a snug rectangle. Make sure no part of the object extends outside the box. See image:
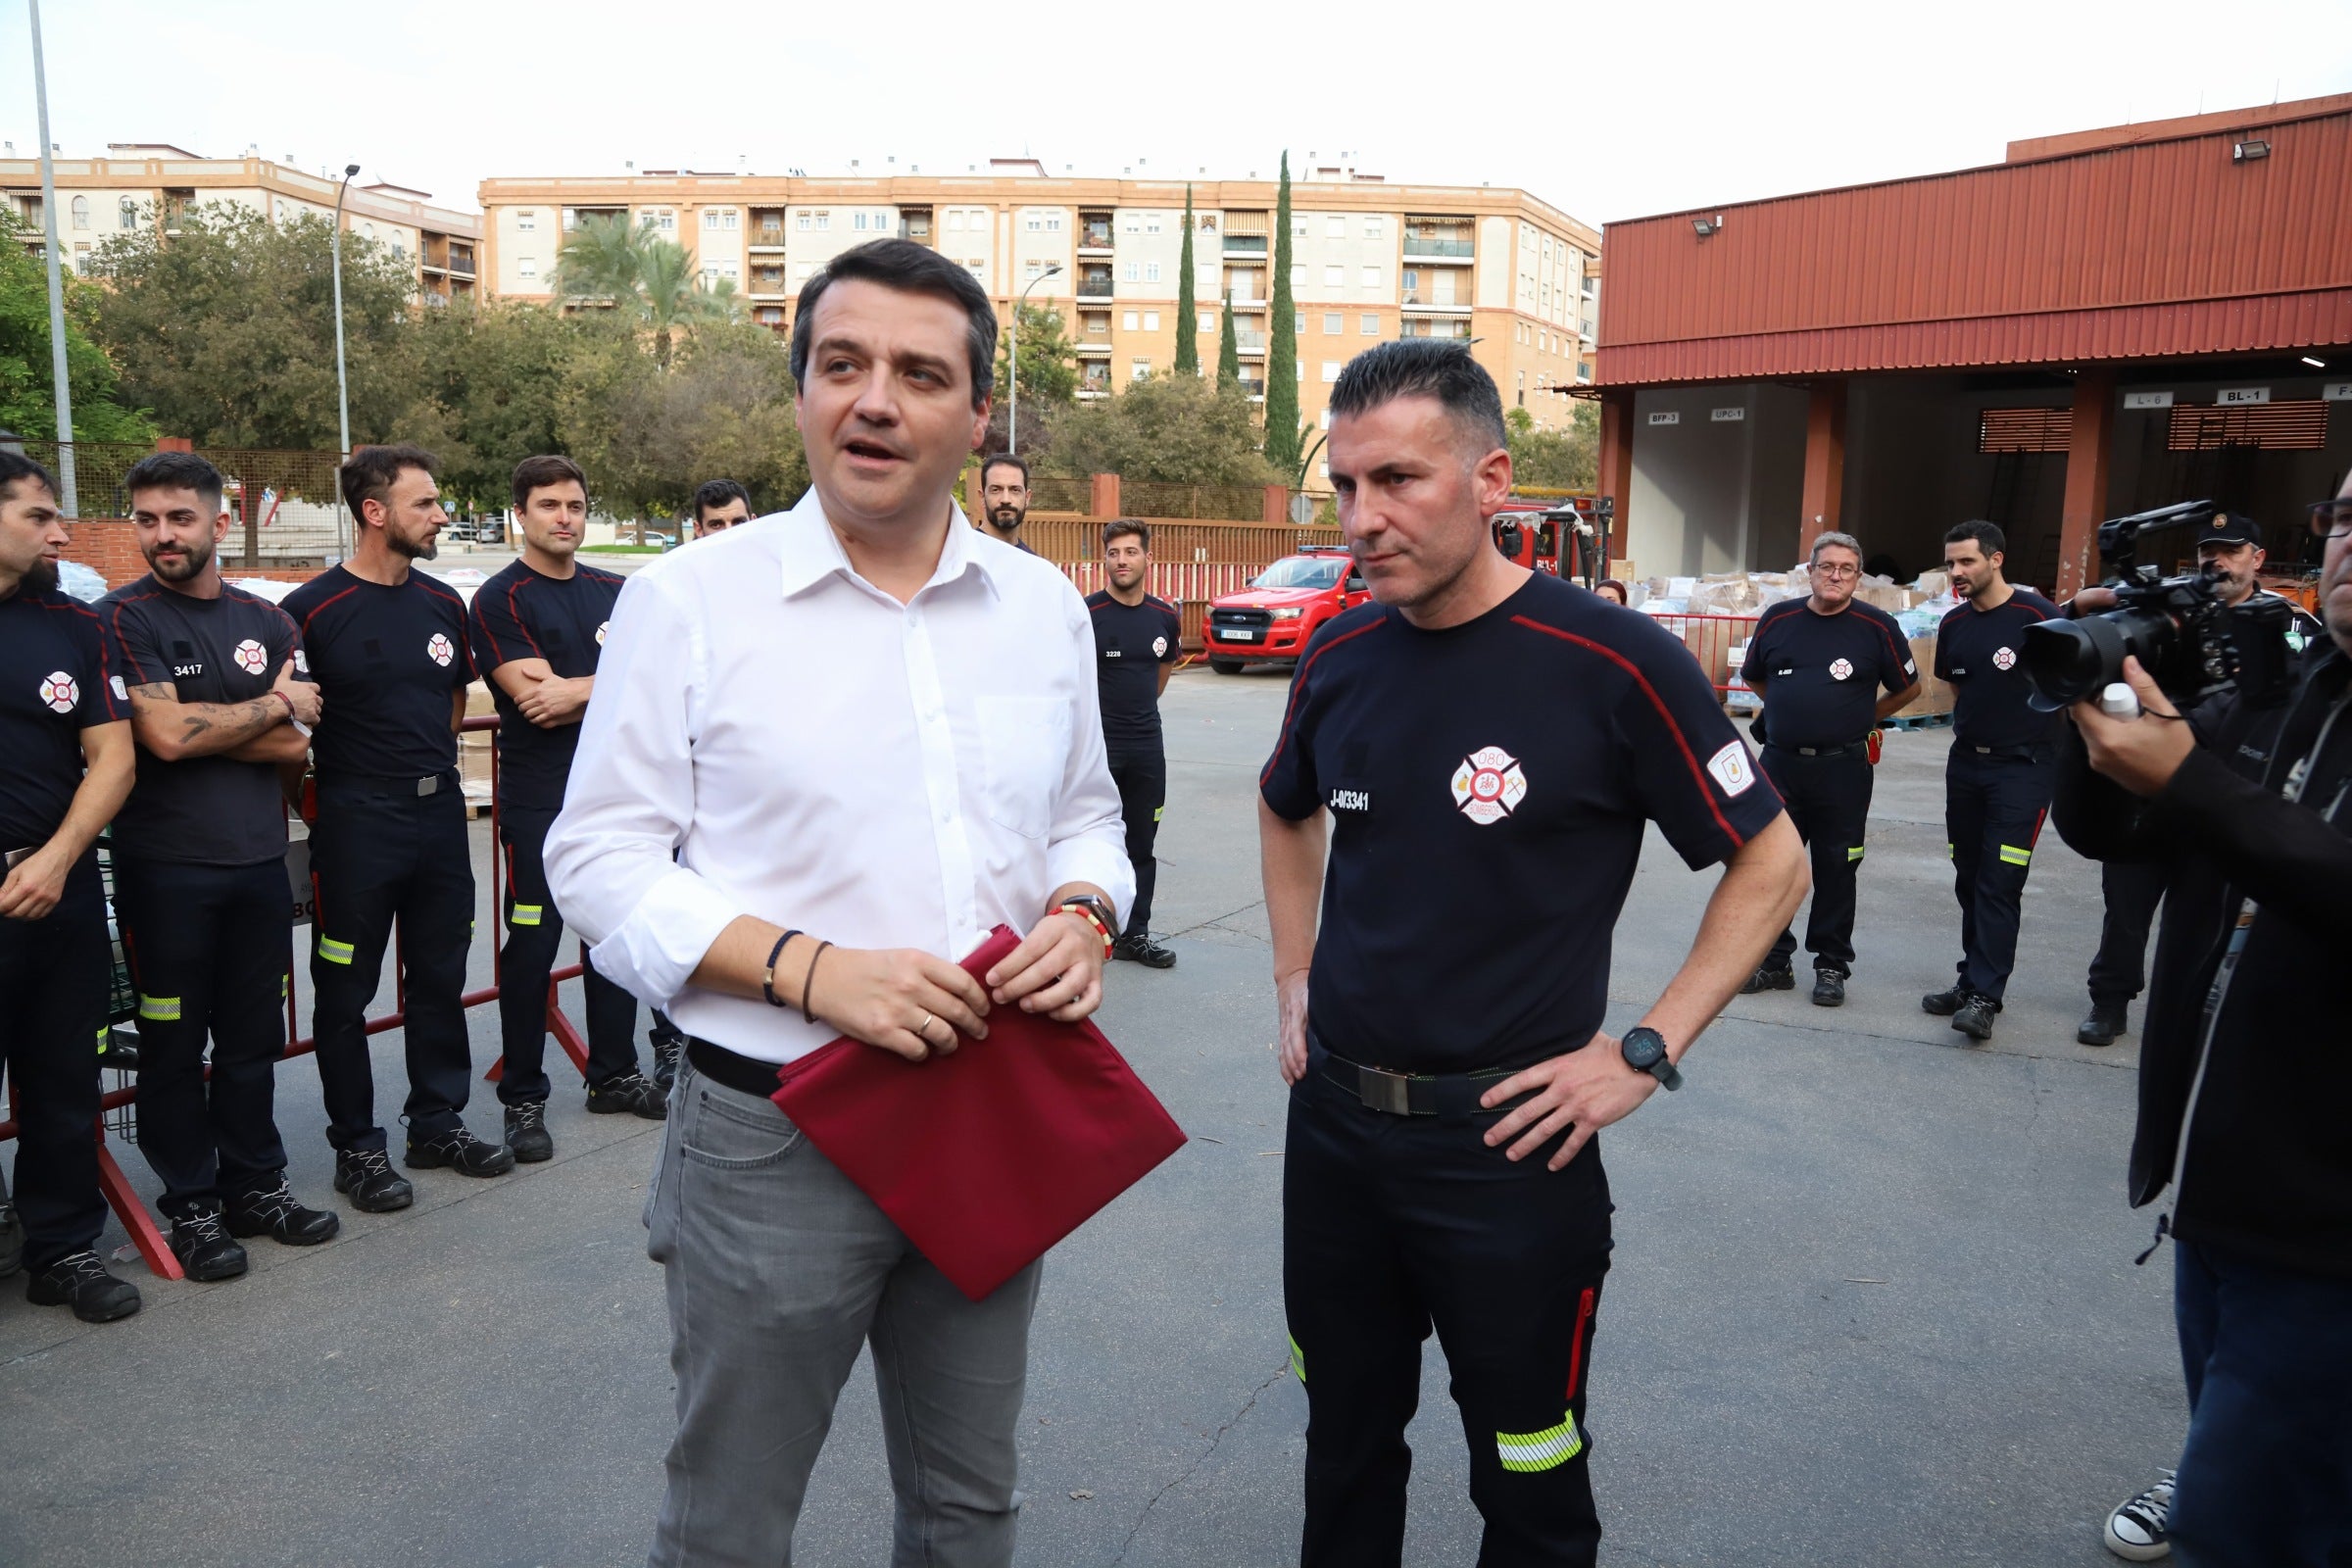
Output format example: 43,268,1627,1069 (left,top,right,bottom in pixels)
2021,500,2296,710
